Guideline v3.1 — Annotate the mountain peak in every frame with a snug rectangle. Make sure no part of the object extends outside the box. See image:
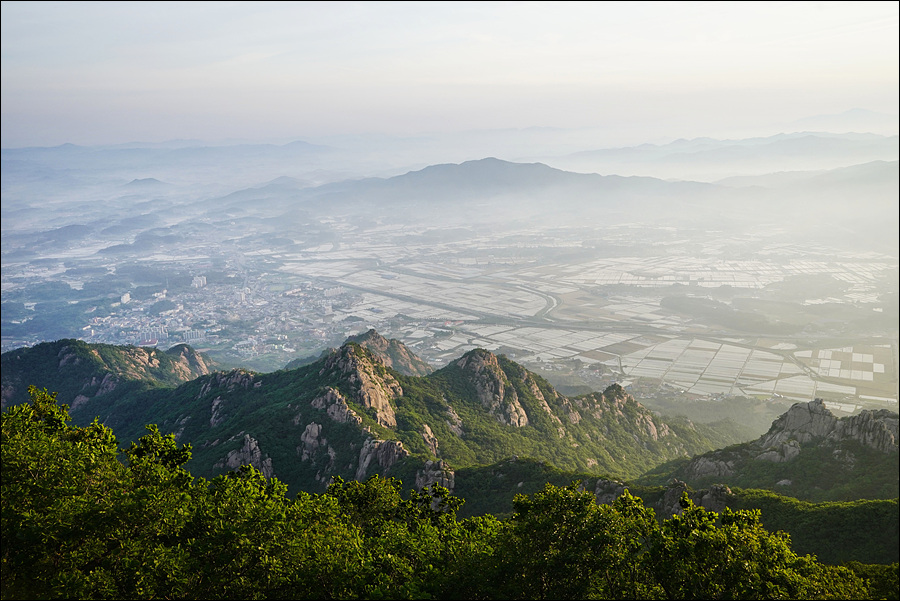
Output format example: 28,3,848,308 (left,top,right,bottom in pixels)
601,382,629,402
452,349,529,427
321,341,403,428
343,329,433,377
